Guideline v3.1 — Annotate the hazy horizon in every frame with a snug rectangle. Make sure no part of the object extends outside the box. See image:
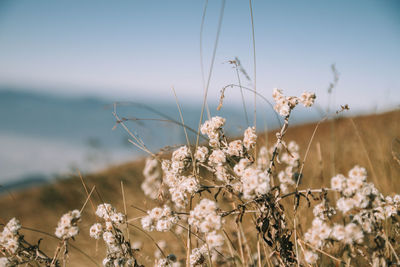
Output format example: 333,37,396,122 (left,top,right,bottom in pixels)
0,0,399,111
